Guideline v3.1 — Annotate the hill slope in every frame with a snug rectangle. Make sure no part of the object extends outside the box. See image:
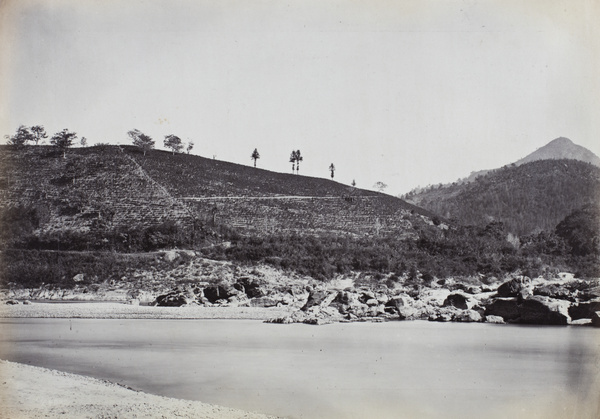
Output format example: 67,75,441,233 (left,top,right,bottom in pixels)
404,159,600,235
0,145,436,248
